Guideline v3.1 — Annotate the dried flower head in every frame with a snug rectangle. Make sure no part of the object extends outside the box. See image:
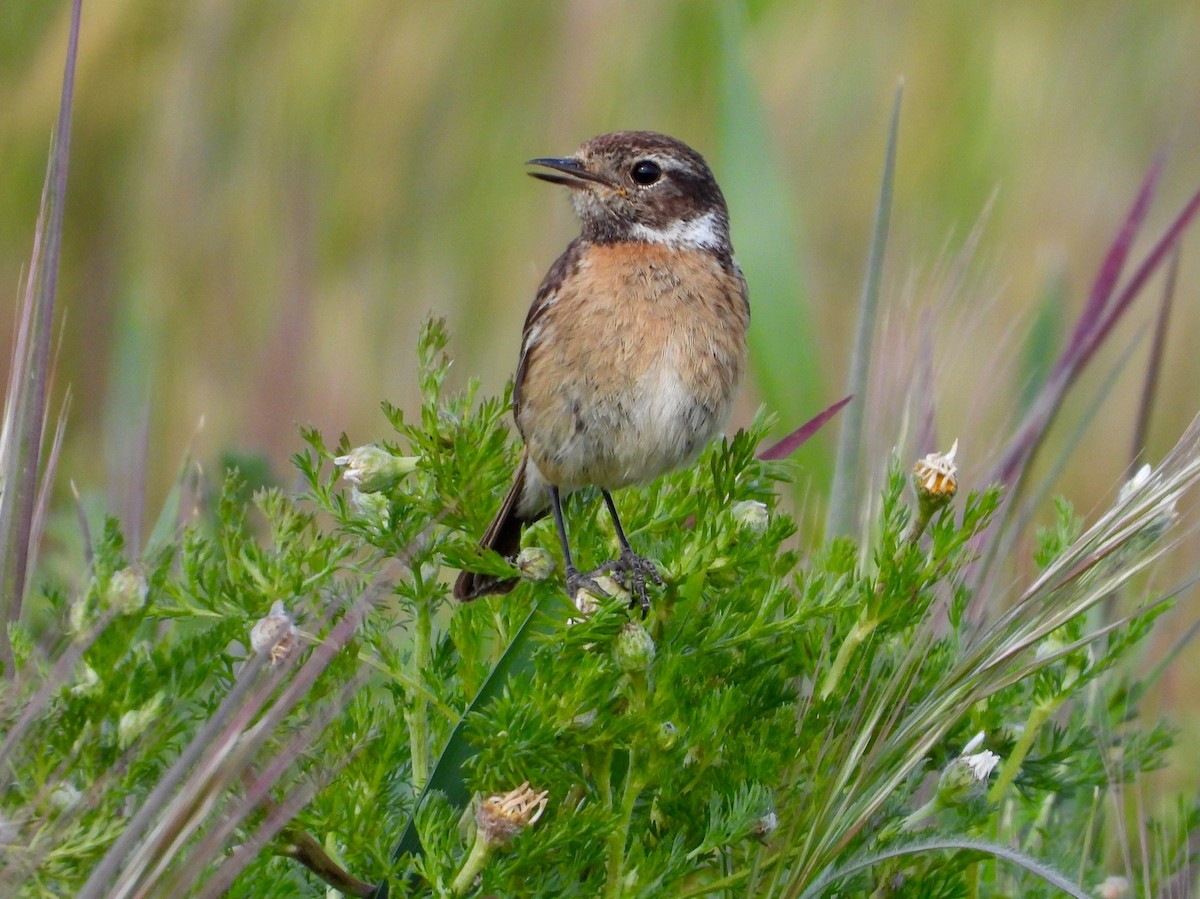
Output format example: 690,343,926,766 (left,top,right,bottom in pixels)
48,782,83,814
913,439,959,503
250,600,298,665
476,782,549,848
